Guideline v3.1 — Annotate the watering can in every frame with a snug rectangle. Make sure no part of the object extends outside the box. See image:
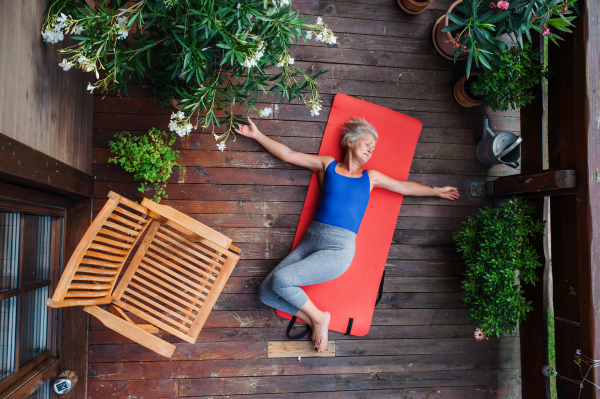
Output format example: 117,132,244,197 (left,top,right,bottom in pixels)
476,116,521,169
